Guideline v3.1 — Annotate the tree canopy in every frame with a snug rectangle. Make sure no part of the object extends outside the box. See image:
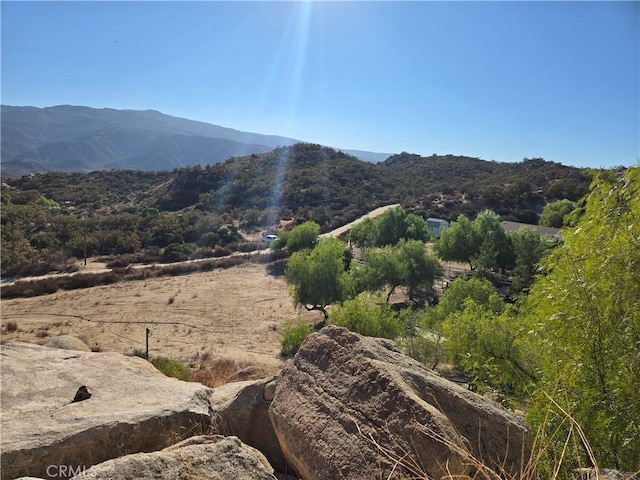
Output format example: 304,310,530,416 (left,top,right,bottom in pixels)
539,198,576,227
284,237,354,320
526,168,640,470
